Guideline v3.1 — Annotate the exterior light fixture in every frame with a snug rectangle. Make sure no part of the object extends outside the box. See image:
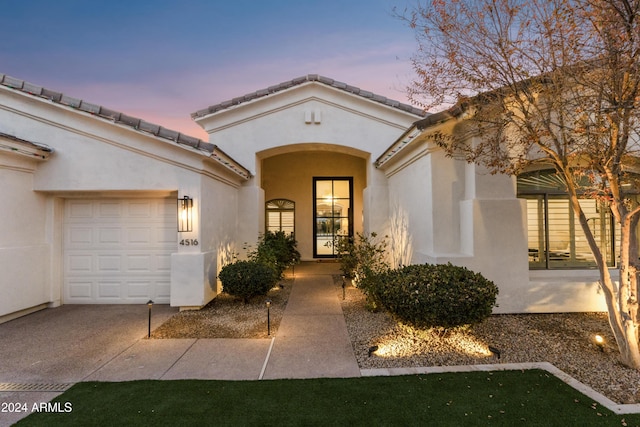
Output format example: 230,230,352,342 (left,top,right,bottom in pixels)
177,196,193,232
147,300,154,338
368,345,379,357
594,334,605,352
488,345,501,359
341,276,346,300
266,299,272,336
